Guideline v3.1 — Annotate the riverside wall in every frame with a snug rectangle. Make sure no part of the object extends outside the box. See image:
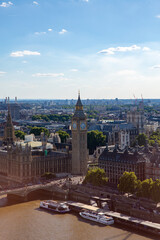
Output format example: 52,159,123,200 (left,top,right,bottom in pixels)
7,183,160,224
